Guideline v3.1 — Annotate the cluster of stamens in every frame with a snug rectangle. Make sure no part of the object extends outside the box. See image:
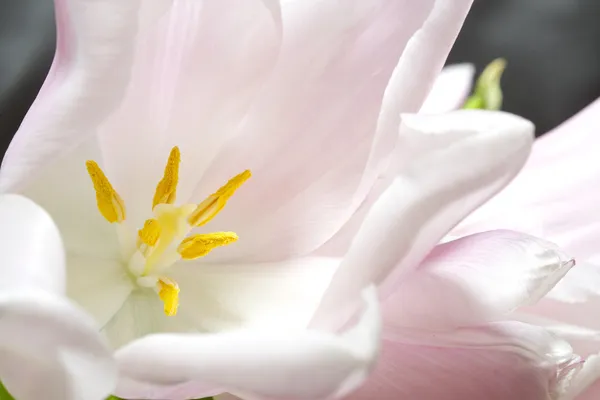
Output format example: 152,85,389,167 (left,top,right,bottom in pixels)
85,146,250,316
